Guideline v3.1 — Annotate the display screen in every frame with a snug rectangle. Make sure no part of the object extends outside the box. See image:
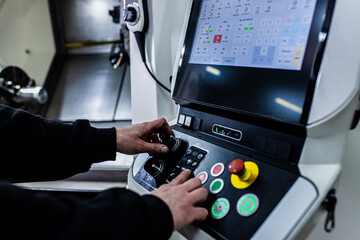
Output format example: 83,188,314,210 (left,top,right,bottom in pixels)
173,0,330,124
189,0,317,71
